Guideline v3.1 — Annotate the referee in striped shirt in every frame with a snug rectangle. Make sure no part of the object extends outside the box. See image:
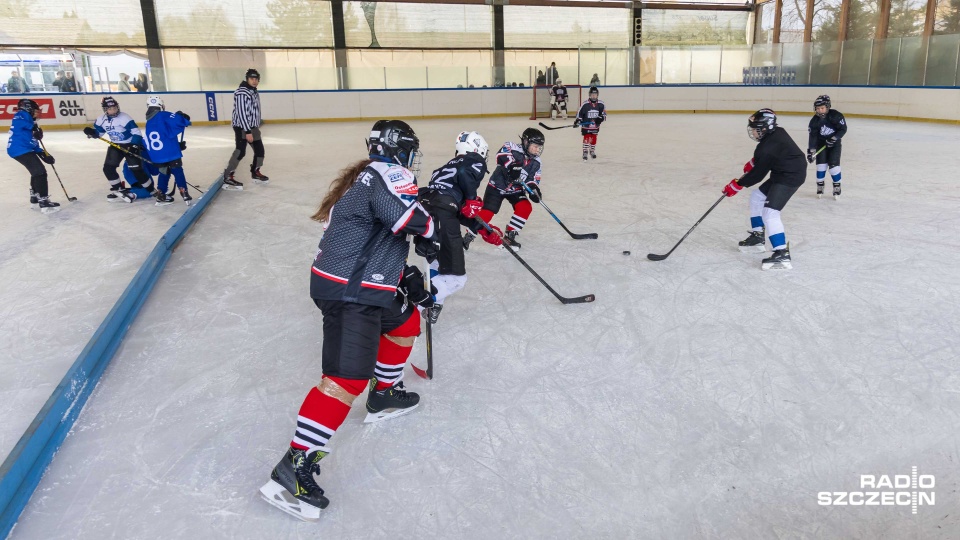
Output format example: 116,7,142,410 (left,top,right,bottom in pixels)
222,68,269,190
